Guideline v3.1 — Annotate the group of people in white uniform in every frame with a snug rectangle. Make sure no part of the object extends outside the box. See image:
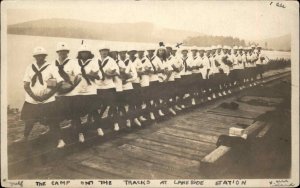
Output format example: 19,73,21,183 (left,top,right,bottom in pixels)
20,42,269,148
